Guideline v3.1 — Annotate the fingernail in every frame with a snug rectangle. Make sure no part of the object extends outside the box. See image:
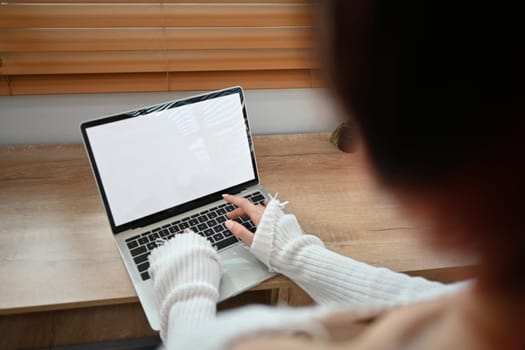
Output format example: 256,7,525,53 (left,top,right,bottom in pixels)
222,194,229,198
225,220,234,230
